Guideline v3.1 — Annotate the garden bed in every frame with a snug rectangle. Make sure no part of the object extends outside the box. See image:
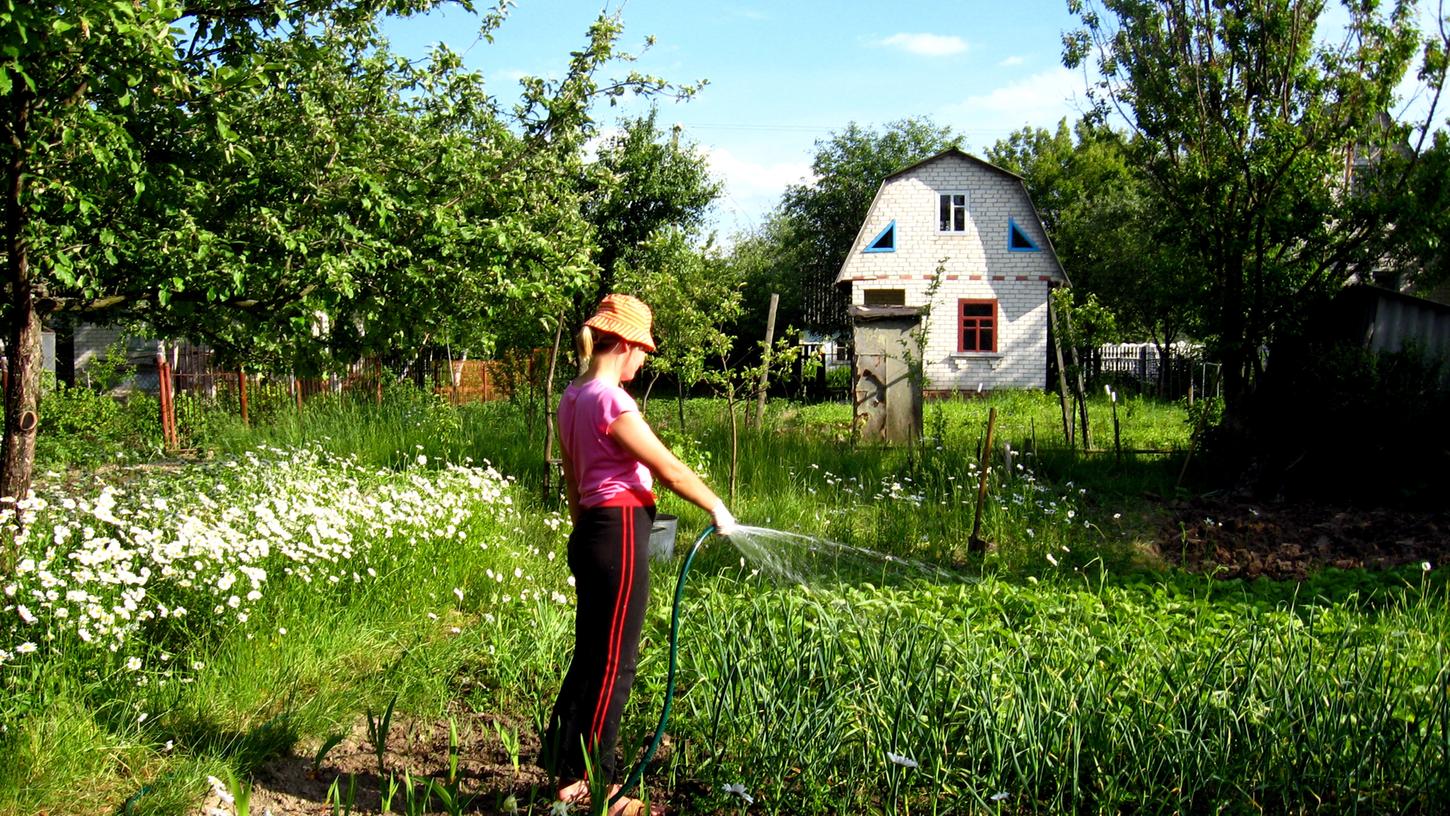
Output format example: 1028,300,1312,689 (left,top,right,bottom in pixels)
1162,496,1449,580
